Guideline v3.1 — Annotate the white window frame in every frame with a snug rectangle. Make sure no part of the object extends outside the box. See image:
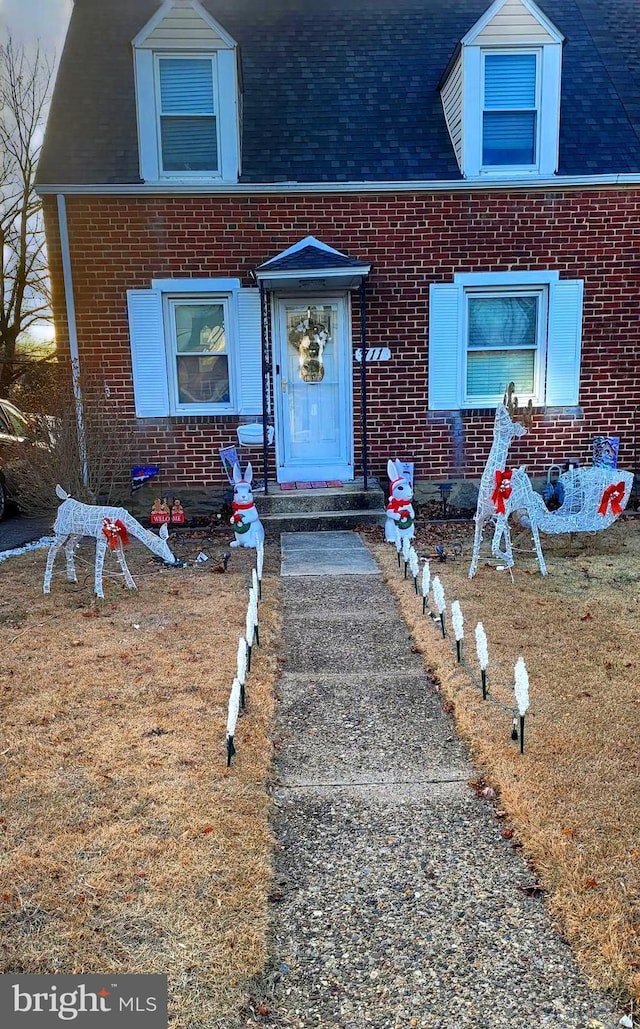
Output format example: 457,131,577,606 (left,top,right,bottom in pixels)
463,285,547,407
164,293,237,415
154,53,220,178
480,48,541,173
133,47,240,184
155,278,241,416
461,41,562,178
